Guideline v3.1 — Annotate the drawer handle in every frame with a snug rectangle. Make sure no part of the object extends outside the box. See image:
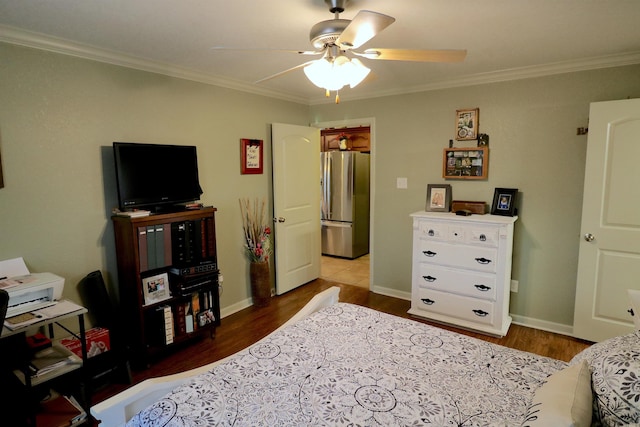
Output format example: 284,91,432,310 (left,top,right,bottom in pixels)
428,229,435,236
479,234,487,241
421,298,435,305
422,275,436,282
473,309,489,317
475,257,492,264
423,250,437,257
474,284,491,291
